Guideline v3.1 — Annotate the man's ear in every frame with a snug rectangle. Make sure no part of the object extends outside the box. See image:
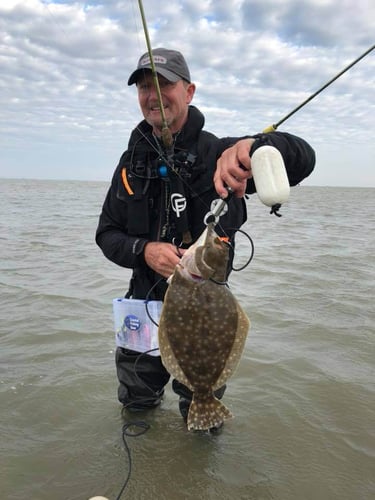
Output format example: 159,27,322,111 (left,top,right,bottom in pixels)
186,83,196,103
